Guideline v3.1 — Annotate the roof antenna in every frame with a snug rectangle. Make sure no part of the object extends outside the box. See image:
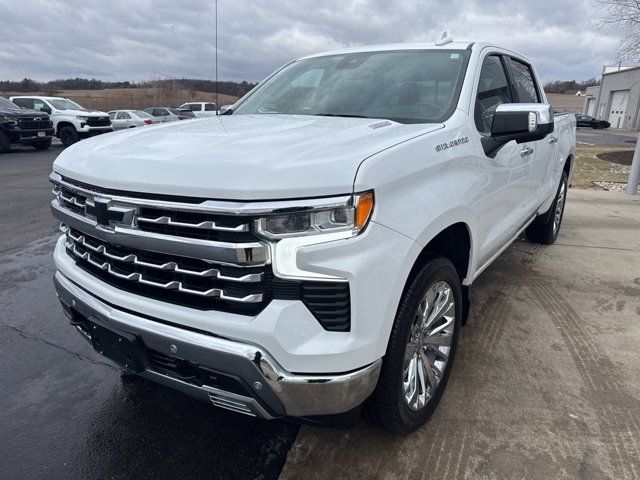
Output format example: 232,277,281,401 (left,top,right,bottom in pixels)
435,30,453,46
